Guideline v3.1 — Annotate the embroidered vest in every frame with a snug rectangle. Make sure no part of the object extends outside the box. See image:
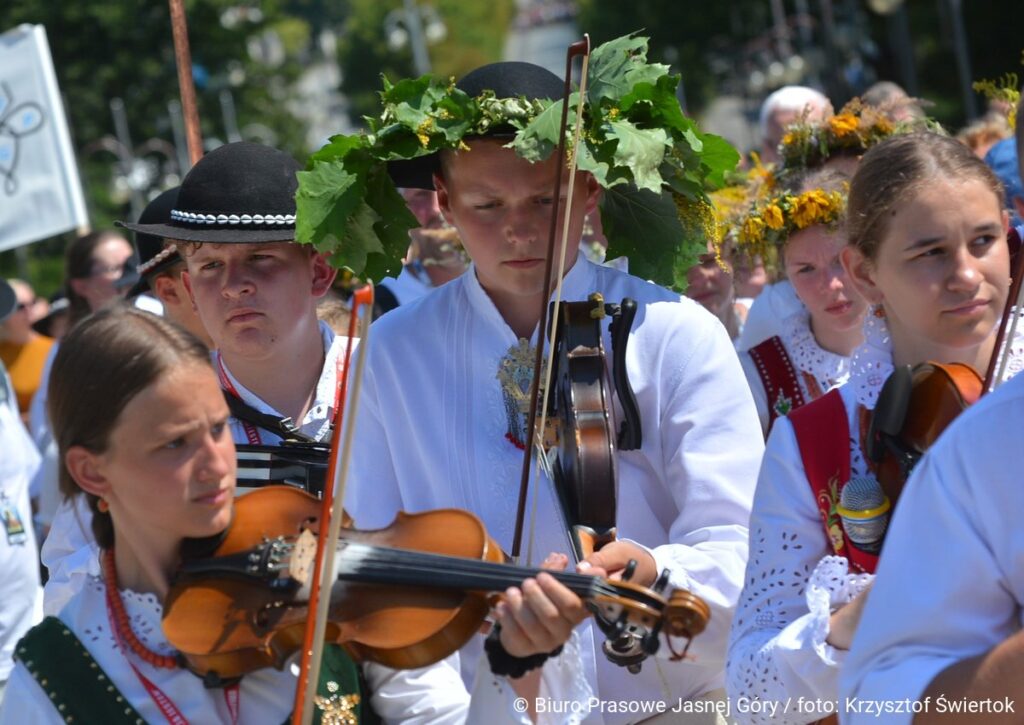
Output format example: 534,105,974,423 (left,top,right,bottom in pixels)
15,617,378,725
788,390,879,575
749,336,807,431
